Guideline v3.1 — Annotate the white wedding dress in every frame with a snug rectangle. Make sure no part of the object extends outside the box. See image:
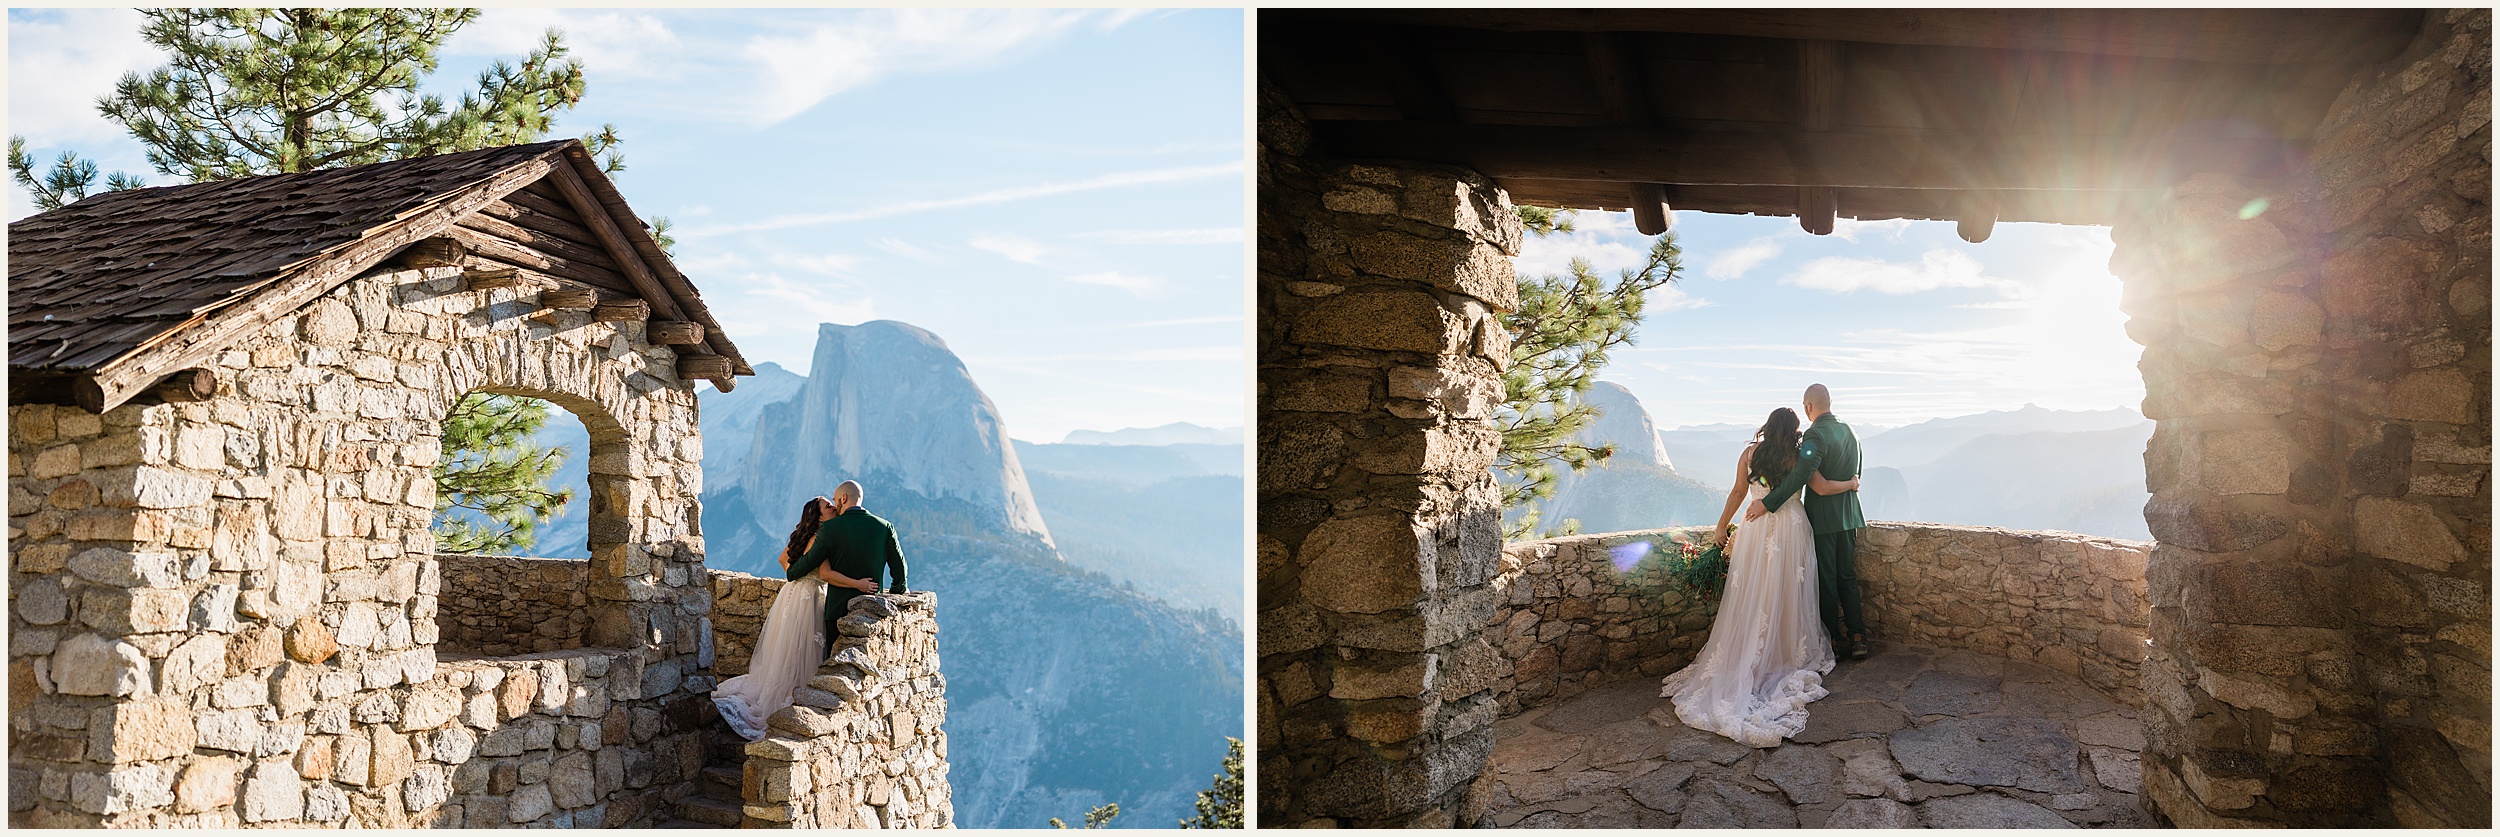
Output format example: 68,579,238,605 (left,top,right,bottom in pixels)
712,575,826,742
1658,479,1835,747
